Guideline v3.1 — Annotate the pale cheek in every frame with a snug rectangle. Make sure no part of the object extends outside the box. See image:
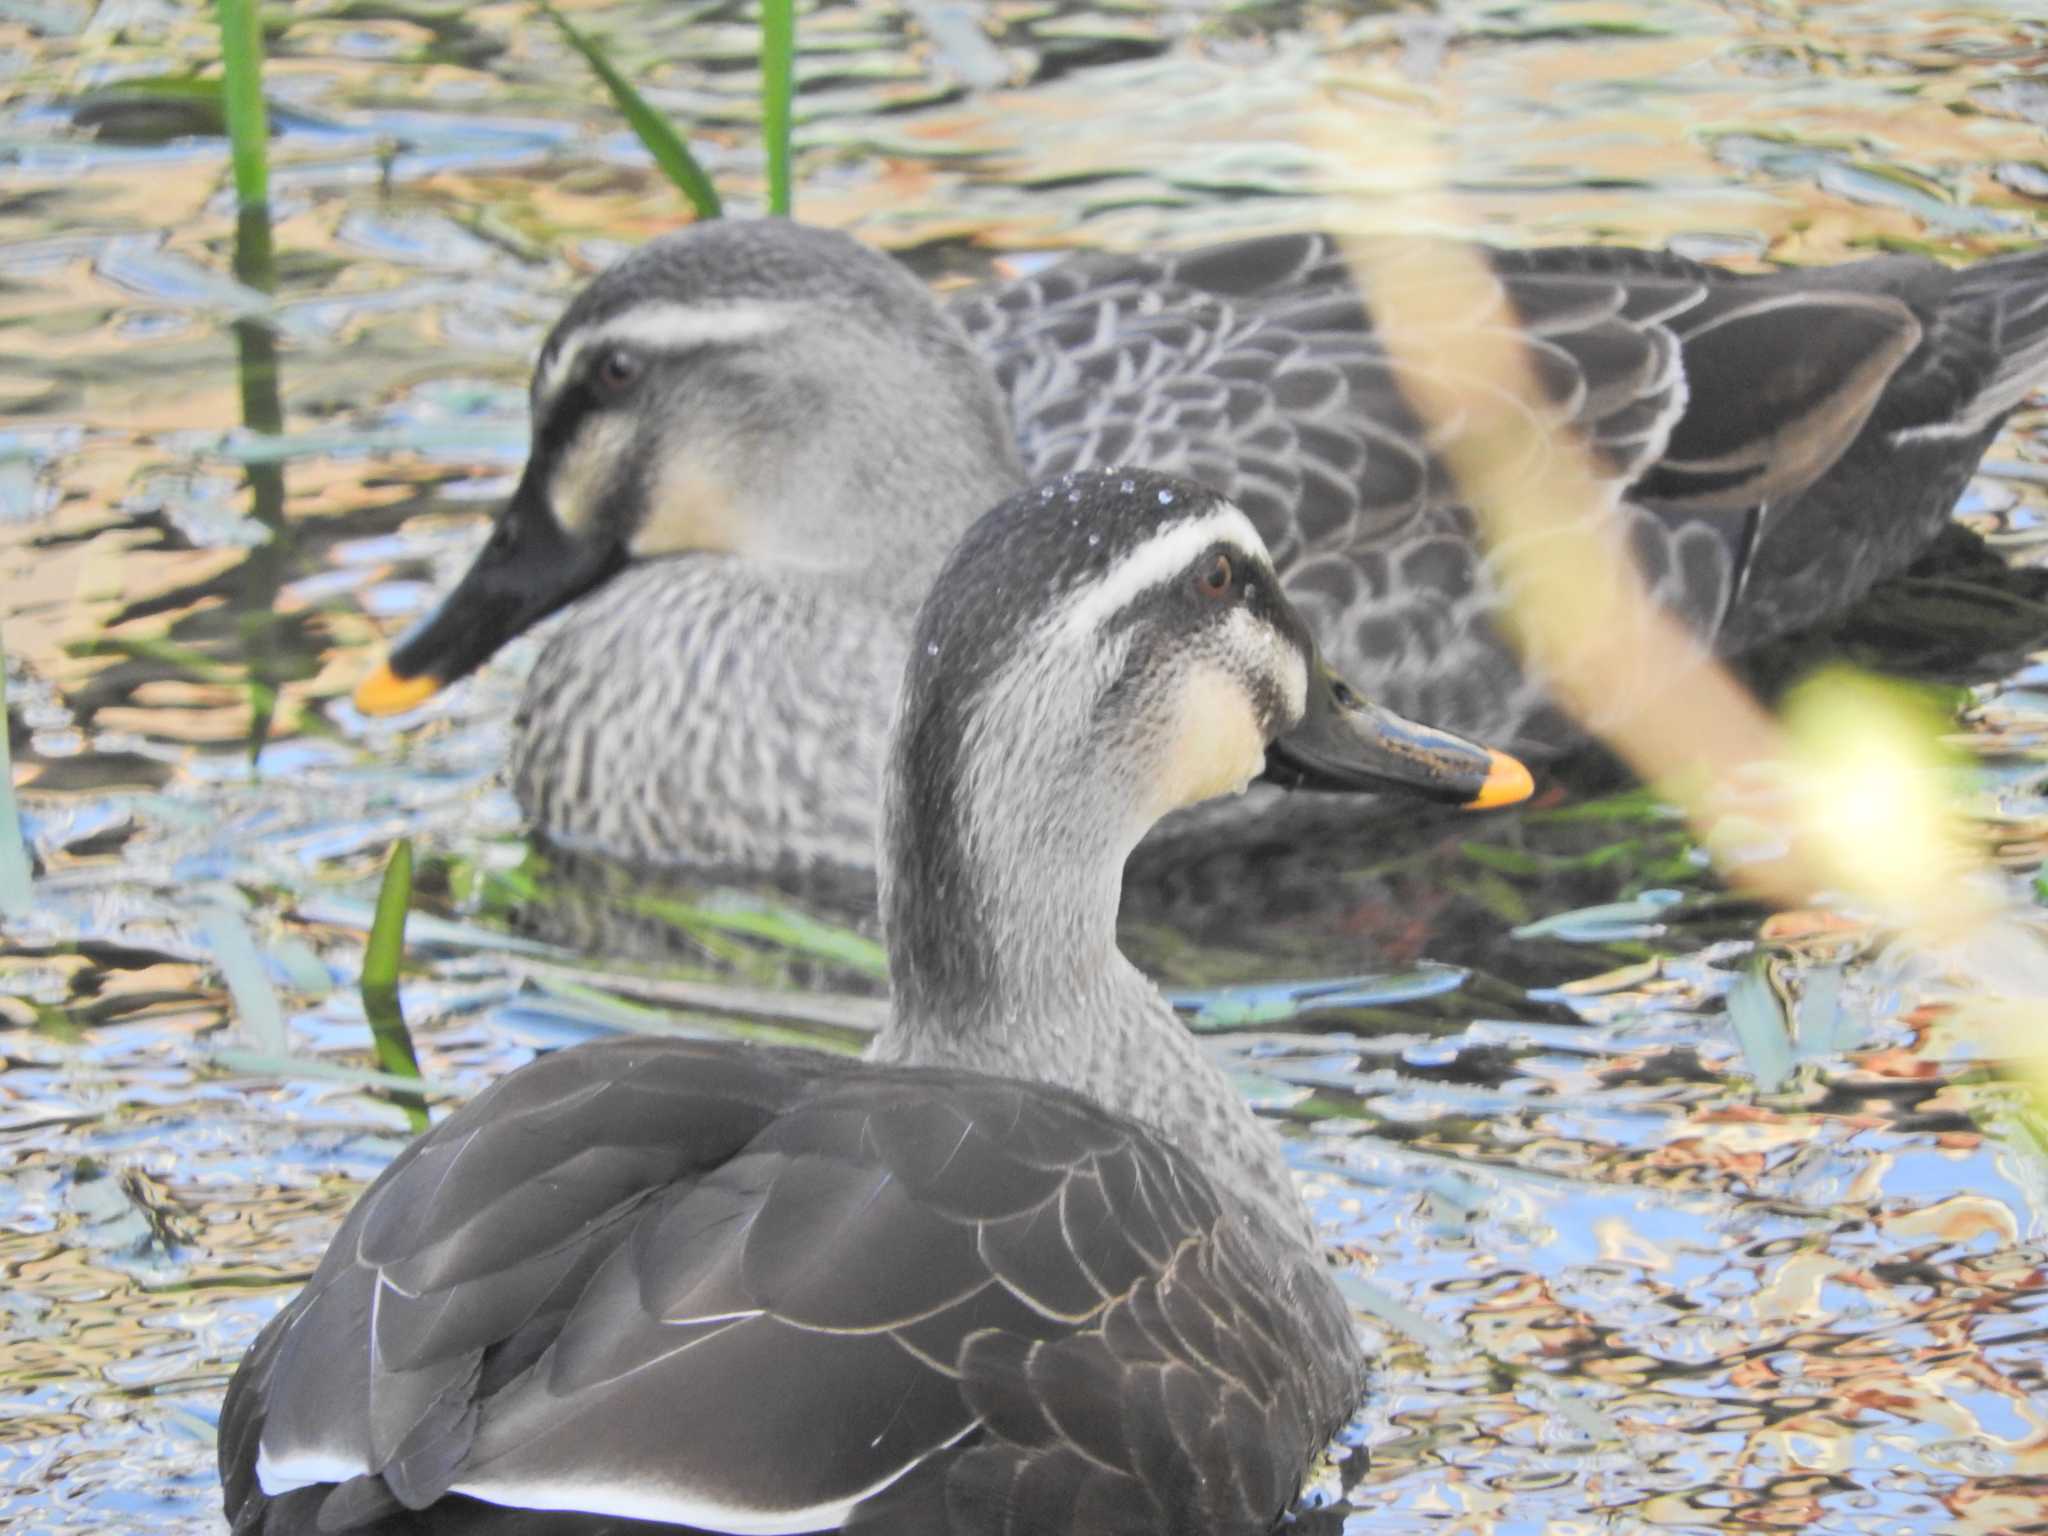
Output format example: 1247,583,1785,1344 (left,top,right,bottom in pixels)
549,417,635,536
1151,666,1266,814
631,459,742,558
